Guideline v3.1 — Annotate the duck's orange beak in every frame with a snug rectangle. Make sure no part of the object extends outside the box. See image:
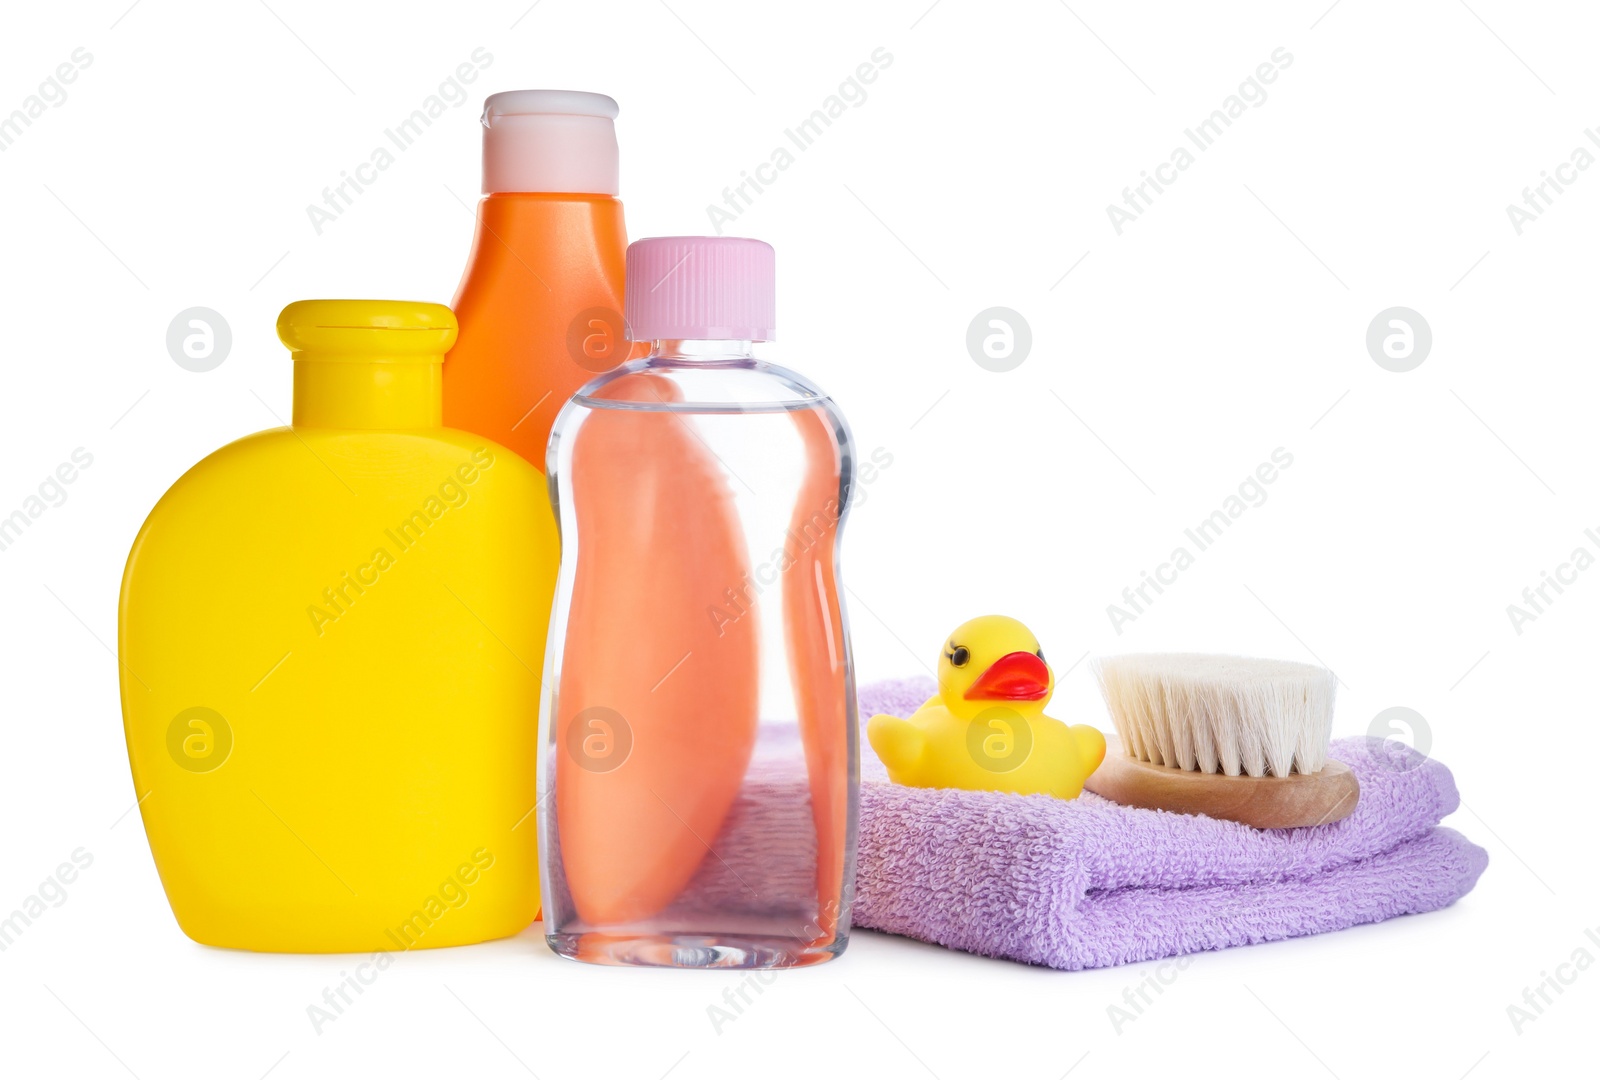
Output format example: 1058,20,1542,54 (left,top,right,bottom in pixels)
963,651,1050,701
